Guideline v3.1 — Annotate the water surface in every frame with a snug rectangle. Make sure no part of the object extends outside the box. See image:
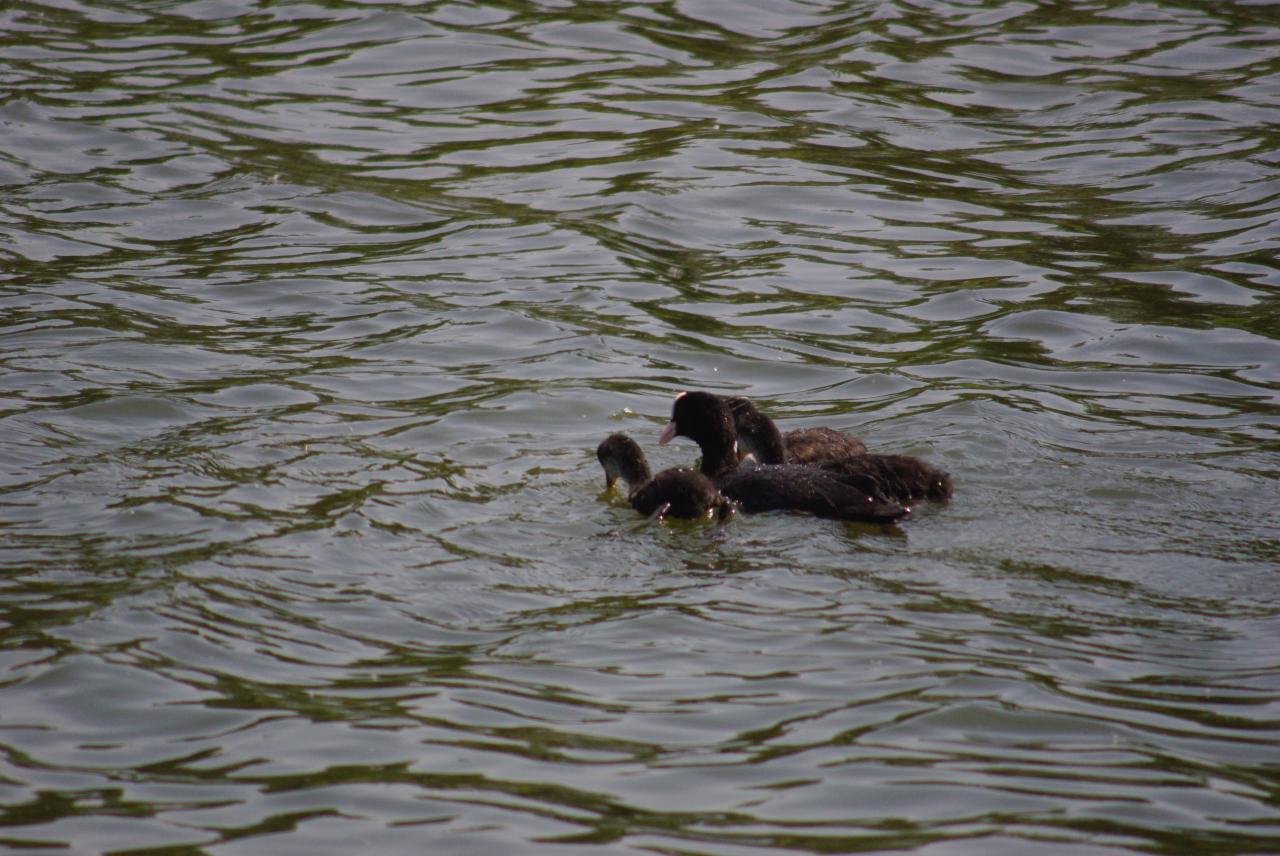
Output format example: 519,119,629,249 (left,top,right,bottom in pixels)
2,1,1279,853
